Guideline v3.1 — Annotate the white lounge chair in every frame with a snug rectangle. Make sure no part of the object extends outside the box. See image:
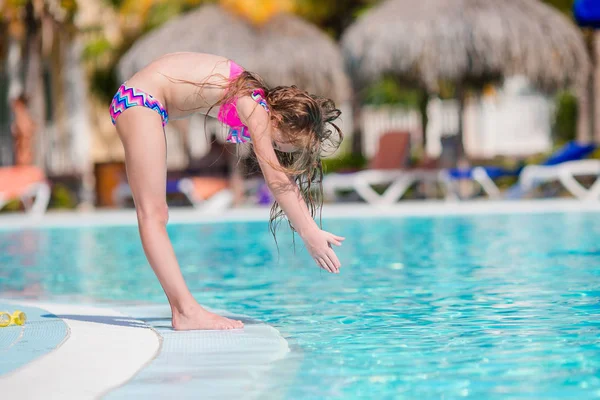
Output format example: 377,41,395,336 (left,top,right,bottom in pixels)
177,177,234,211
0,166,51,214
518,159,600,201
113,176,234,212
323,132,442,204
442,141,598,200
